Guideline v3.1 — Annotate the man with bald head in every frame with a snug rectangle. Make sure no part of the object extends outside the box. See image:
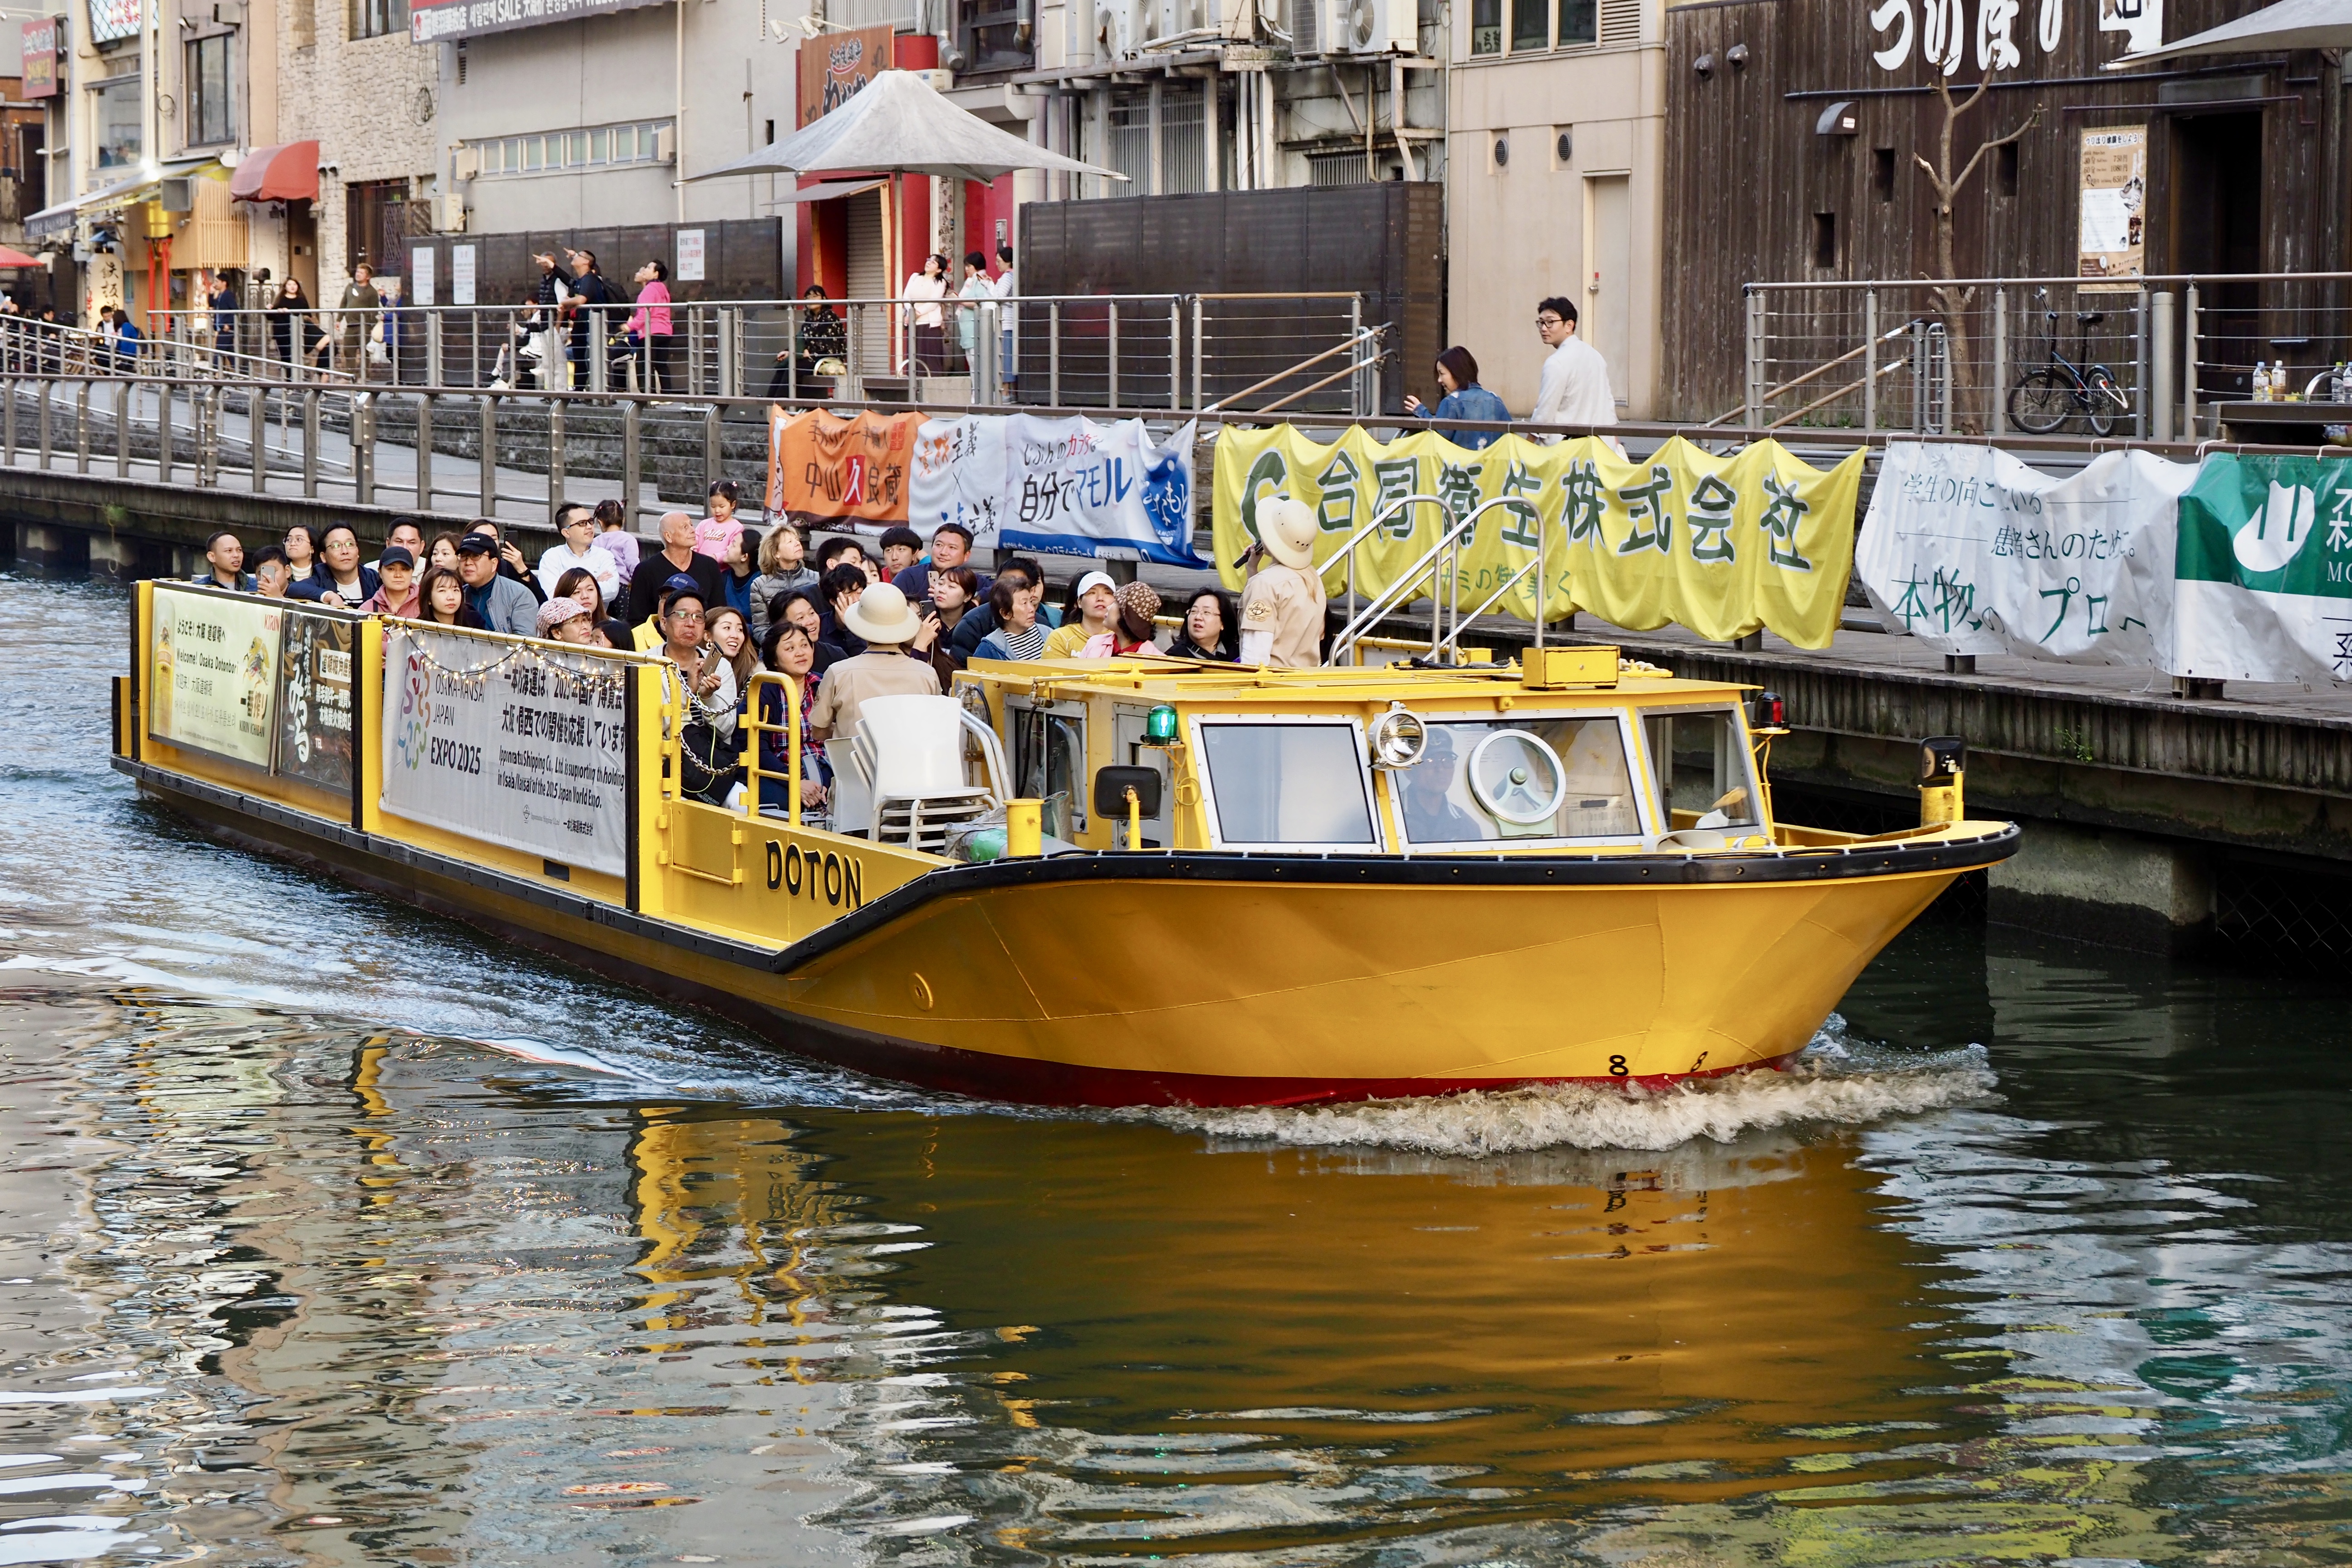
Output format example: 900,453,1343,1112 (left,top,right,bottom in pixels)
623,509,724,632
